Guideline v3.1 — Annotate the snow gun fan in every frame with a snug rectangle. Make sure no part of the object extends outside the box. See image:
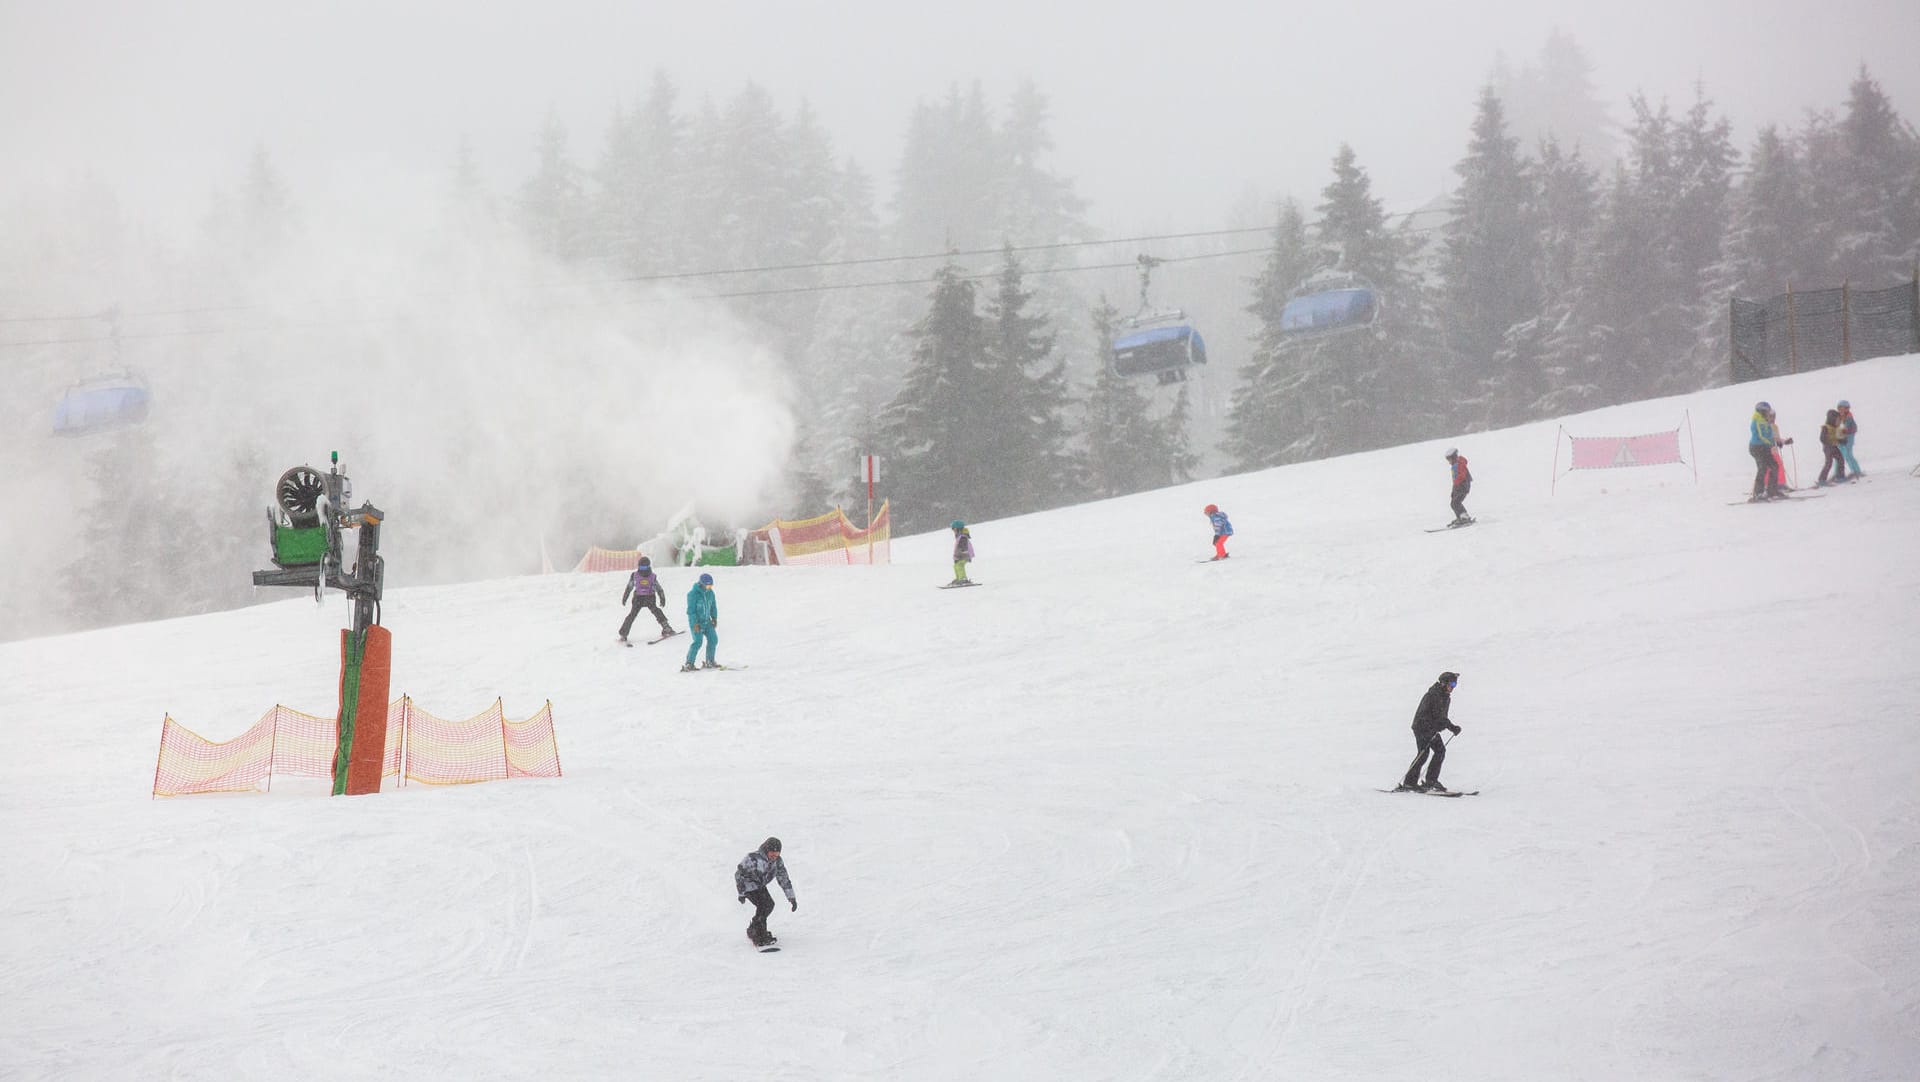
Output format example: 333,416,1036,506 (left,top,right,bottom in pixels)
253,452,386,625
1277,269,1382,343
1110,253,1208,386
